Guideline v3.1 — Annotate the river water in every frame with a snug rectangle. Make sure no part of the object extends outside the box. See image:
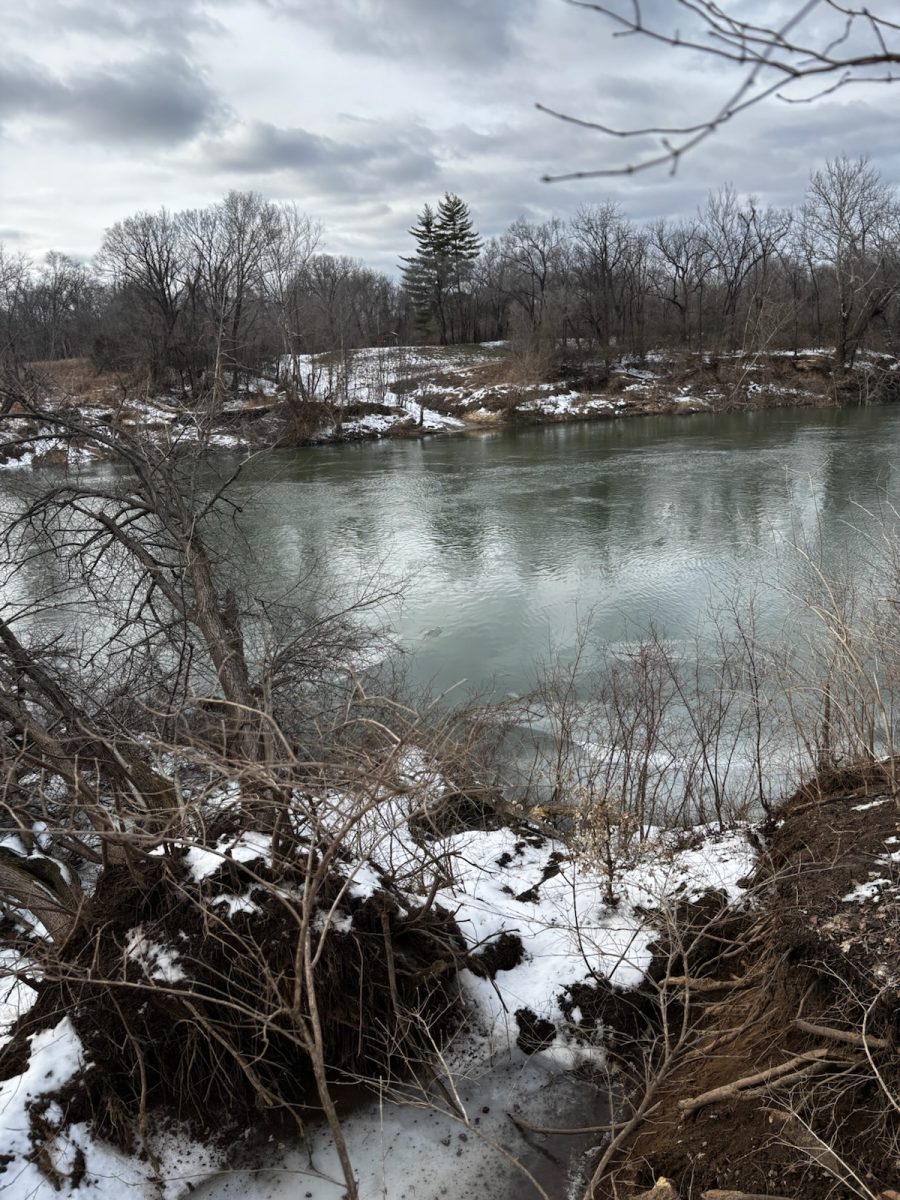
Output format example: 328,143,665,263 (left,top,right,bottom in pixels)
218,404,900,697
